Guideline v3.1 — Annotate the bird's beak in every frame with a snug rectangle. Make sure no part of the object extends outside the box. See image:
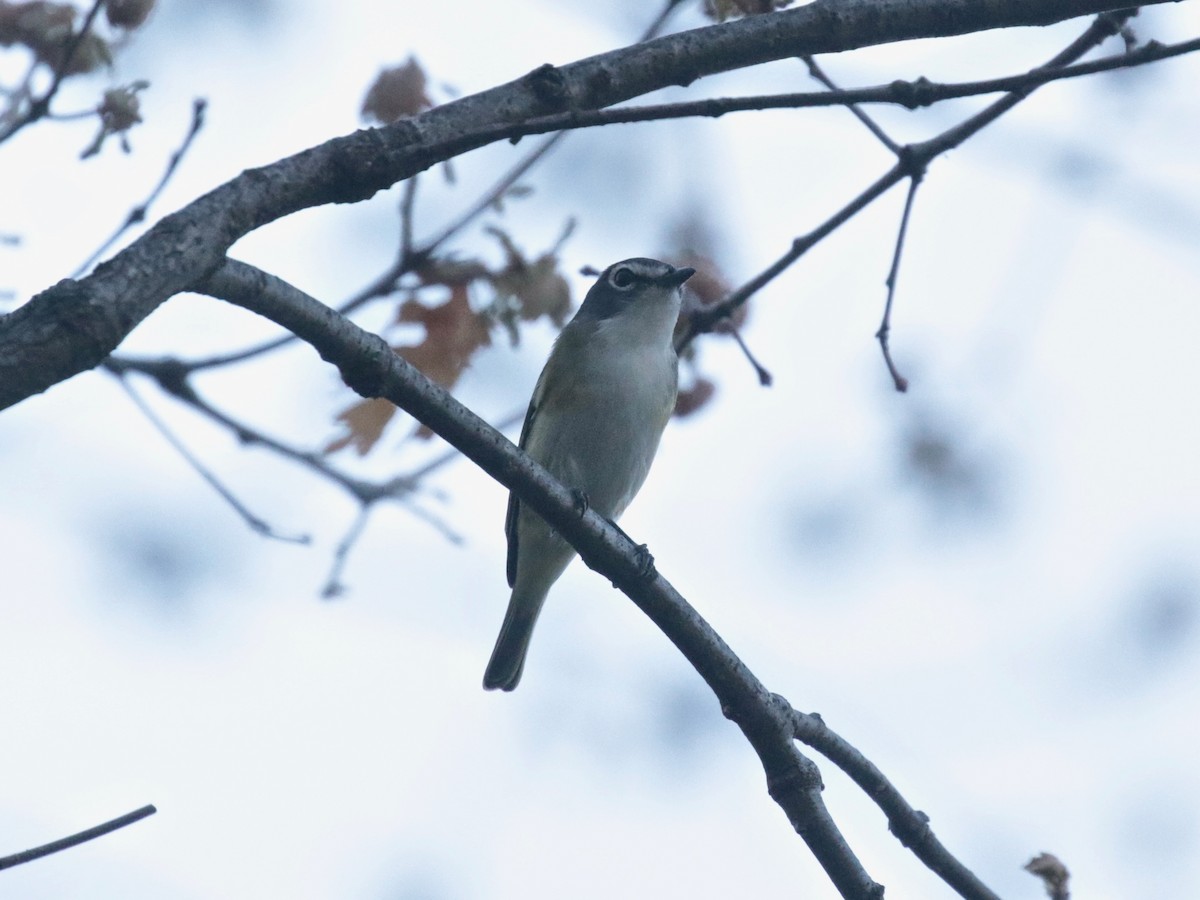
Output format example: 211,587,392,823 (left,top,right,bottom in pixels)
662,266,696,287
